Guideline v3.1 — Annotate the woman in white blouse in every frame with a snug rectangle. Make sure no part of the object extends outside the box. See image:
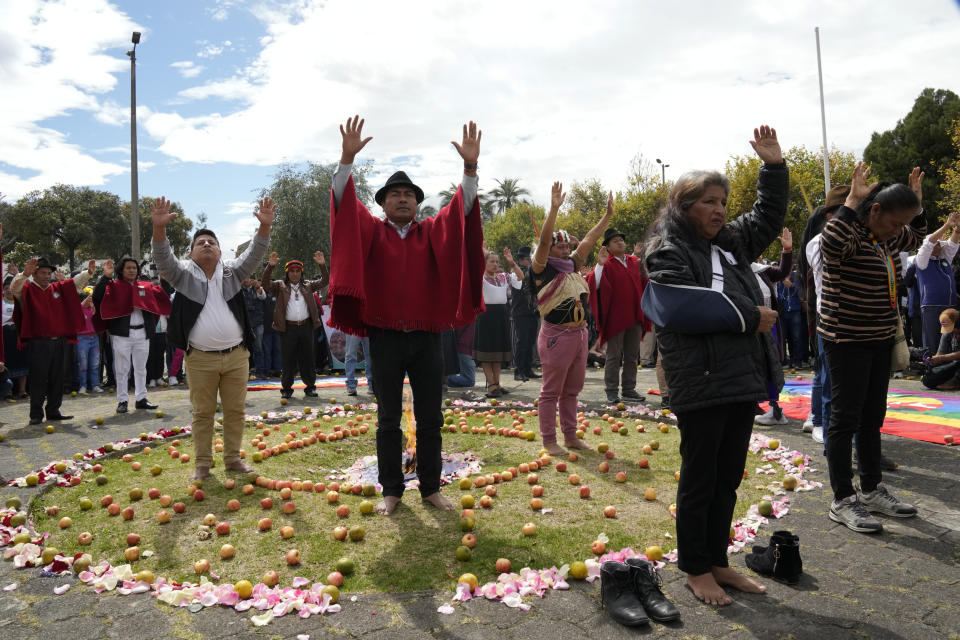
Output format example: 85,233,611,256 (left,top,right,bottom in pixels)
474,249,523,397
